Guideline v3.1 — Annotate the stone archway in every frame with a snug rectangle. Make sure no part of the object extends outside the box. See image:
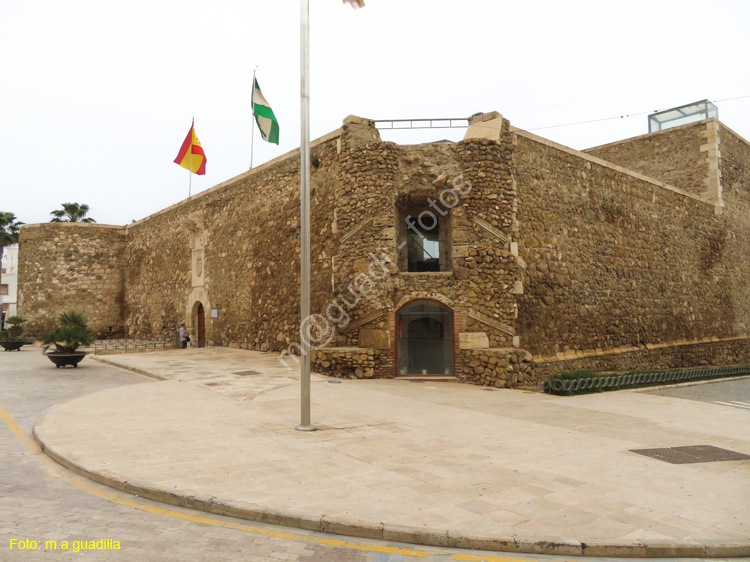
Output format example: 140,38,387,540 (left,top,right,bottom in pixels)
194,302,206,347
186,287,210,347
